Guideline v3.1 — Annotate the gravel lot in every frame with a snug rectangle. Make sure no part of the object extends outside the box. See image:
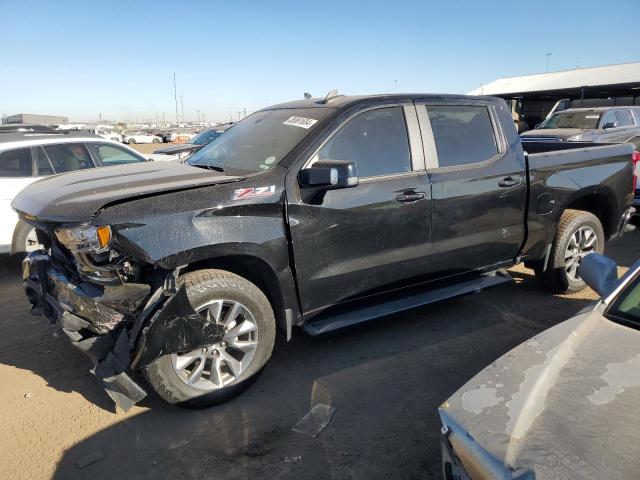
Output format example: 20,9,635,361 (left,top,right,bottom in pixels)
1,233,638,480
